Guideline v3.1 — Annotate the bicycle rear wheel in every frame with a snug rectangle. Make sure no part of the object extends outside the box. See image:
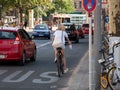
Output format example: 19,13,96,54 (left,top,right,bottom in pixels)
56,54,63,77
56,58,61,77
101,73,108,89
107,67,120,90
